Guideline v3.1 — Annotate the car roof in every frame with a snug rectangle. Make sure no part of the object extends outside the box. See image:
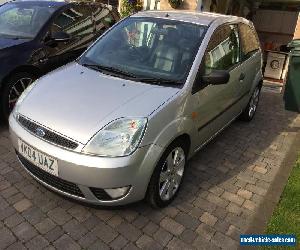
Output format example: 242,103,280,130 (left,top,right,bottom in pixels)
9,0,101,7
8,0,68,7
133,10,247,26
